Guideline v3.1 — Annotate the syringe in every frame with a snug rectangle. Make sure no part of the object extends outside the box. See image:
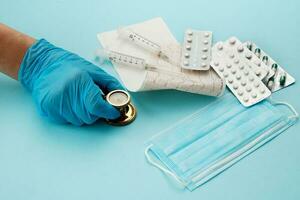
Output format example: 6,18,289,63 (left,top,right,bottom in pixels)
95,49,192,79
117,28,170,61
